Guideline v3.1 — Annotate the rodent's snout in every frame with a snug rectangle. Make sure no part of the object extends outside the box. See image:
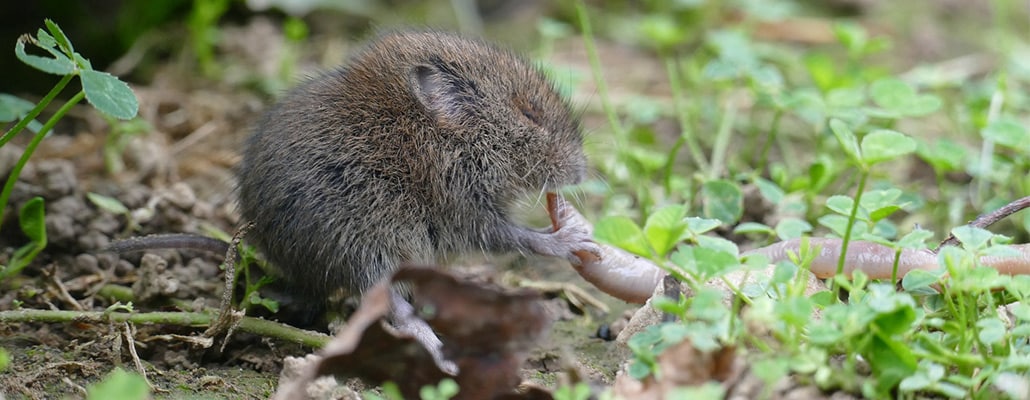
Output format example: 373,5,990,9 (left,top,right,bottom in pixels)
553,143,588,188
